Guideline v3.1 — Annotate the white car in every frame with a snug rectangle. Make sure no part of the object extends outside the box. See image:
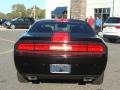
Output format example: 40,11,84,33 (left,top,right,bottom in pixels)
103,17,120,43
